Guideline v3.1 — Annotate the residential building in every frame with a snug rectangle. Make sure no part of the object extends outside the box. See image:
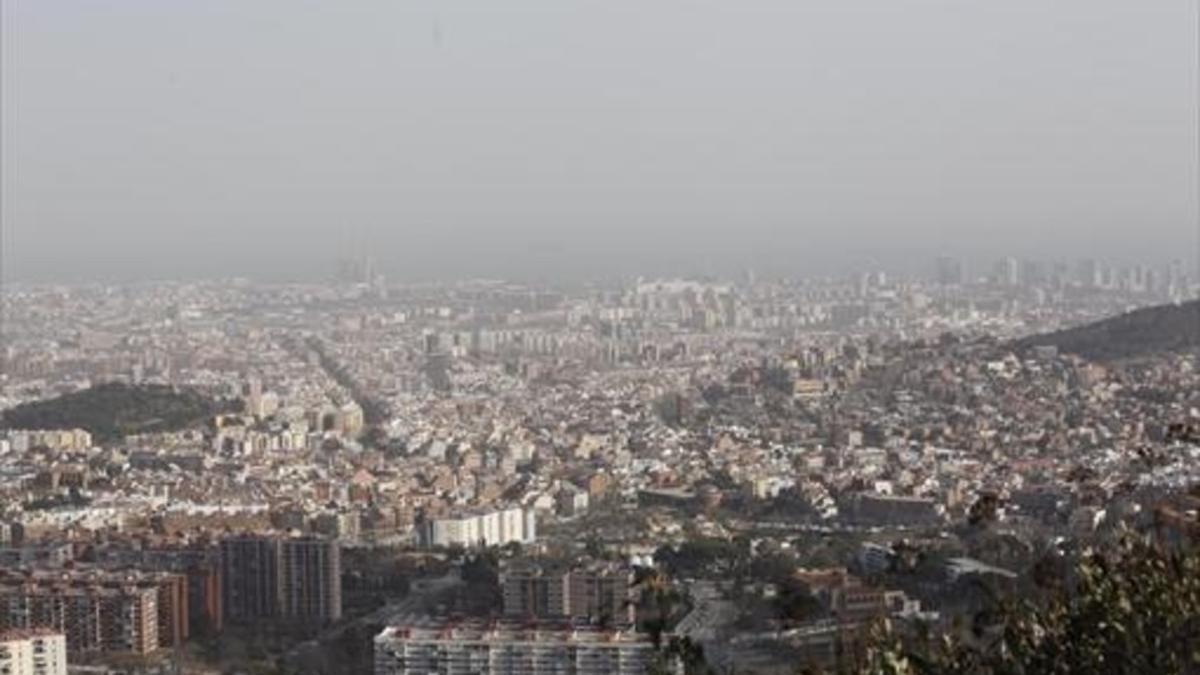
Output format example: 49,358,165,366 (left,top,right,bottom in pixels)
219,536,278,623
0,581,158,657
278,536,342,624
500,561,635,627
373,617,655,675
0,630,67,675
220,534,341,625
416,507,535,549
